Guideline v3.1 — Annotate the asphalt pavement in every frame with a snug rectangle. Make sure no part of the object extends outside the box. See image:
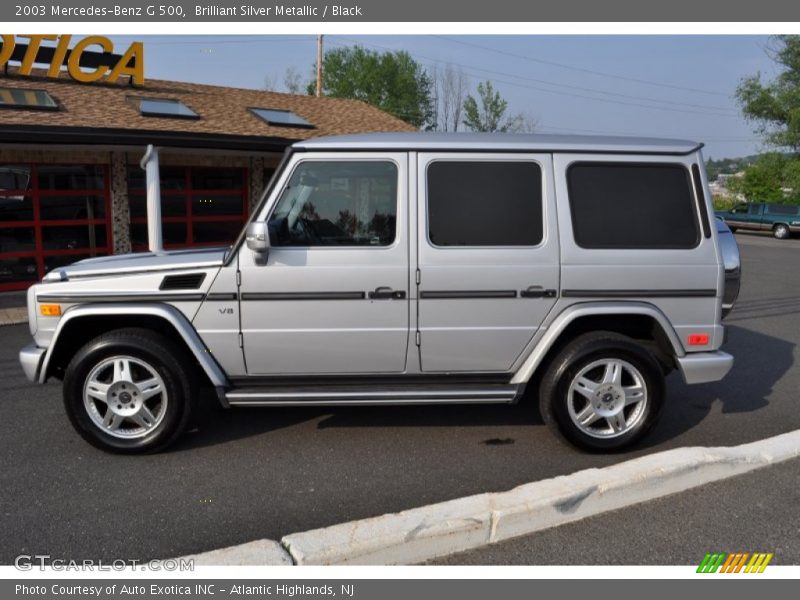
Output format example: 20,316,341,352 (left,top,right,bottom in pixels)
0,231,798,563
